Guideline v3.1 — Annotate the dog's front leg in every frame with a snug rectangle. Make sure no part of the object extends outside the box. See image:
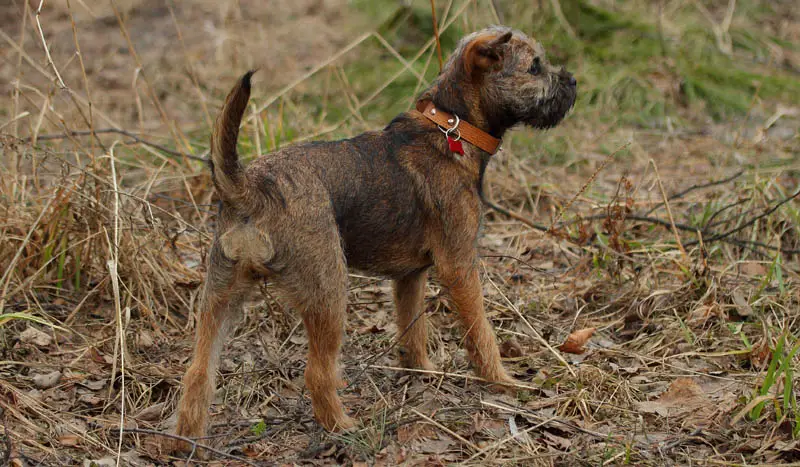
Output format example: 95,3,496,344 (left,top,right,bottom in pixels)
437,263,514,387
